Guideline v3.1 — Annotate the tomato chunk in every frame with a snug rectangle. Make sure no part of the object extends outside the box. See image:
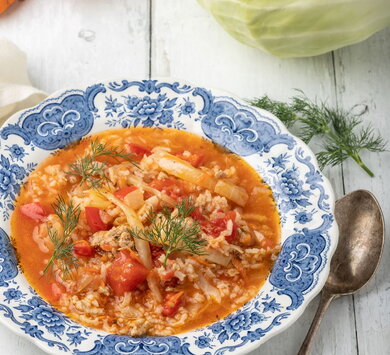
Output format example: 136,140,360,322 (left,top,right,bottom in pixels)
203,211,238,242
114,186,137,200
106,250,149,296
149,177,186,200
127,143,152,158
20,202,46,222
73,240,95,257
190,207,205,222
85,207,109,233
162,291,184,317
175,152,204,168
